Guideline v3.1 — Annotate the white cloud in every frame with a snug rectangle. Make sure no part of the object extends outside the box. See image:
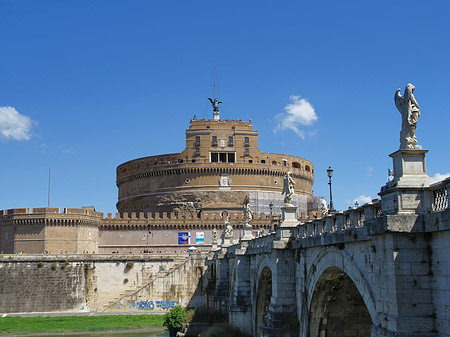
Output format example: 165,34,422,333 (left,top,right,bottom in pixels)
368,167,373,176
274,95,318,139
433,172,450,182
0,106,36,141
352,195,372,206
40,143,47,154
